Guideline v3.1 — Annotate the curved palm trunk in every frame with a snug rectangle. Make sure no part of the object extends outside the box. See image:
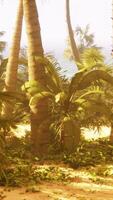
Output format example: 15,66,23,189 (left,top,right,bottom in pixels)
3,0,23,115
66,0,80,65
23,0,50,155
